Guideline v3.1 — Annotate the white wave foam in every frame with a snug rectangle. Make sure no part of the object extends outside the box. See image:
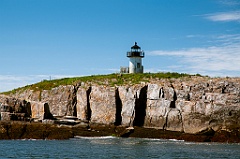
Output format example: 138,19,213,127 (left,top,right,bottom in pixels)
74,136,116,140
169,139,185,142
